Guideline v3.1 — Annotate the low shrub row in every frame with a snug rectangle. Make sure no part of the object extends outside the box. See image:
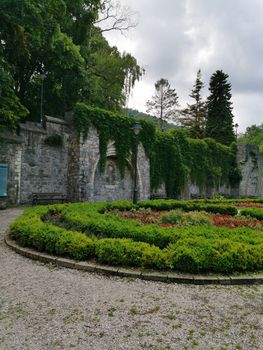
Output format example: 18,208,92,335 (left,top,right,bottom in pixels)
9,202,263,274
240,208,263,220
138,200,238,215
